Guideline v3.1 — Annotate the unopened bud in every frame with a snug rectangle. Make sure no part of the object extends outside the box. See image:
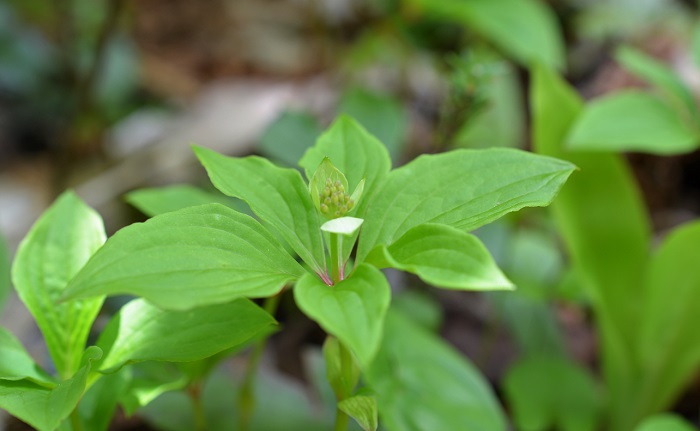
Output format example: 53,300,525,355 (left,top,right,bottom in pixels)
320,204,329,213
